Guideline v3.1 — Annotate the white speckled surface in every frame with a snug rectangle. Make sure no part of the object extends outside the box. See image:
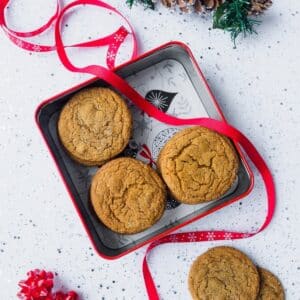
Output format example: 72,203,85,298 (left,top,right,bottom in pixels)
0,0,299,299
